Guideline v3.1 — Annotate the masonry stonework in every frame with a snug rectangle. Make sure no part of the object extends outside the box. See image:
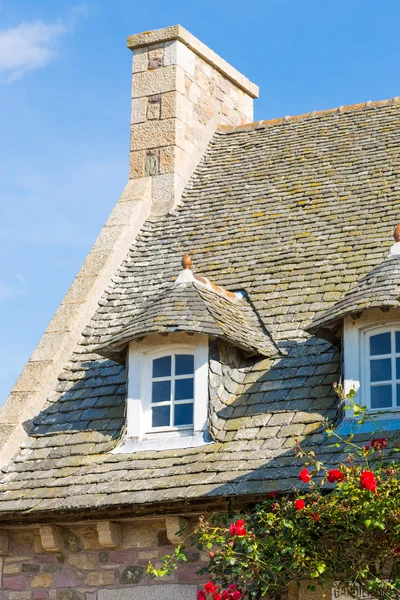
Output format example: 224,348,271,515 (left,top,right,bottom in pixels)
0,521,208,599
127,25,258,215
